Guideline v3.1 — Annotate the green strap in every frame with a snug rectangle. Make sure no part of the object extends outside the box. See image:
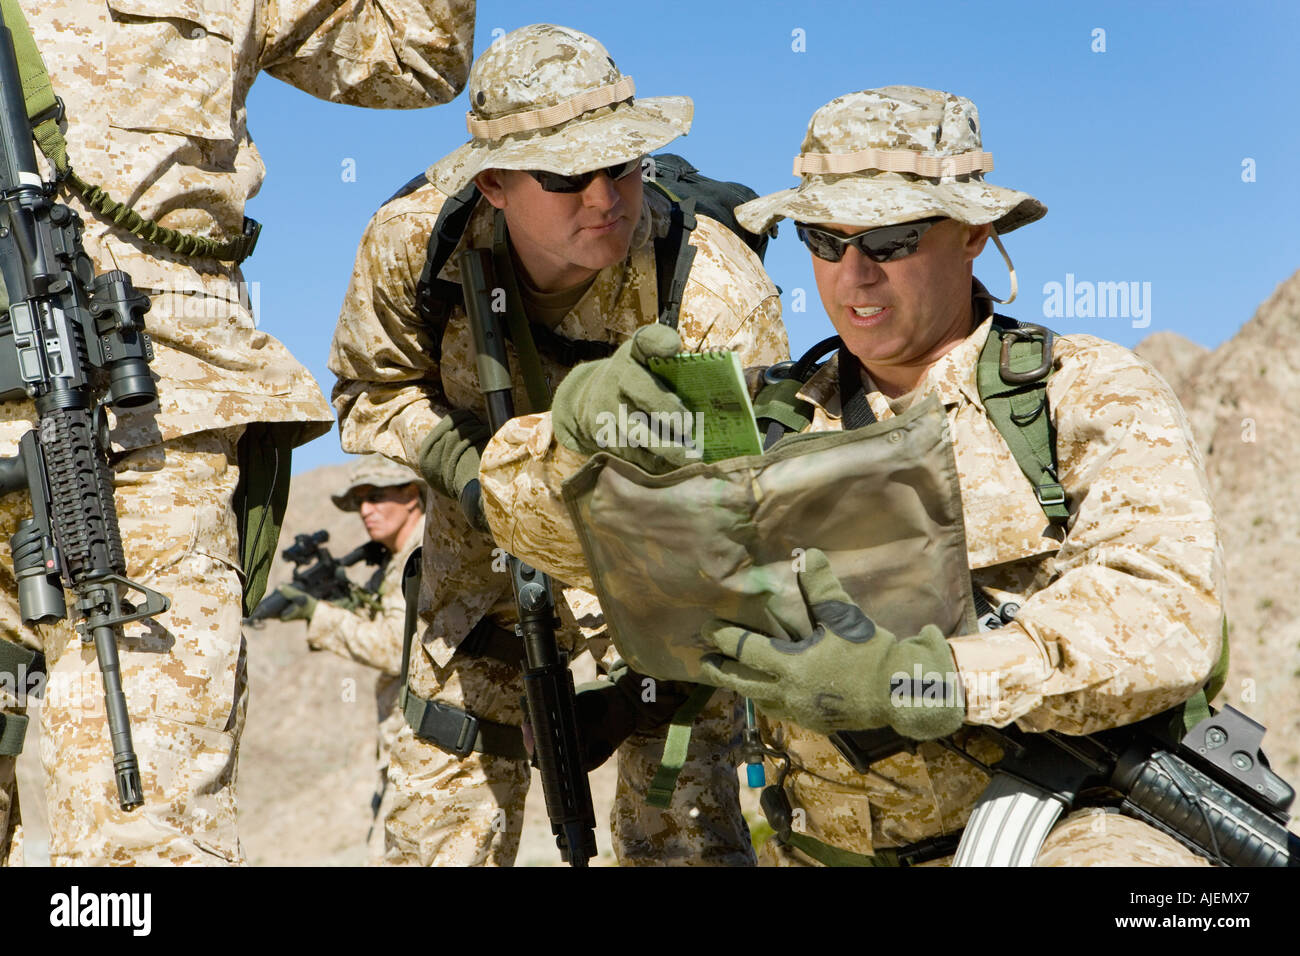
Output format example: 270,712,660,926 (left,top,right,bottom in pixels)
0,711,26,756
0,0,259,263
234,423,296,616
1178,616,1232,733
644,684,715,808
491,211,551,413
976,319,1069,526
65,171,263,263
0,635,38,681
1204,615,1230,705
0,635,38,756
781,830,899,867
753,377,814,433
